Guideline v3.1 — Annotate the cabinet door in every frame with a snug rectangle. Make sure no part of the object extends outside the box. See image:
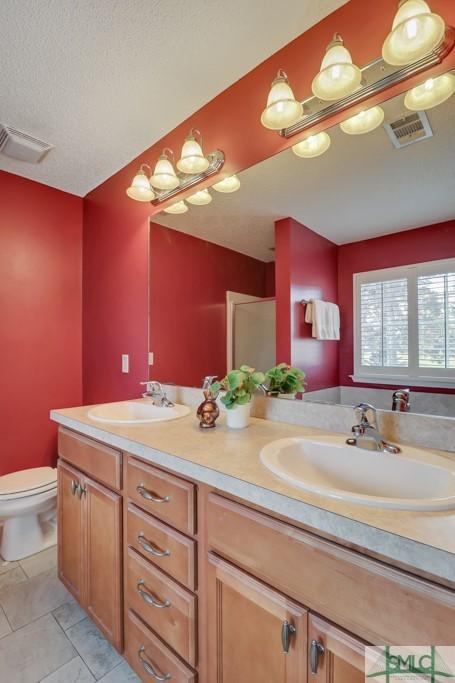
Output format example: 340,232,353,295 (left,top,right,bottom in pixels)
308,614,366,683
208,553,307,683
84,476,123,651
58,460,85,602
